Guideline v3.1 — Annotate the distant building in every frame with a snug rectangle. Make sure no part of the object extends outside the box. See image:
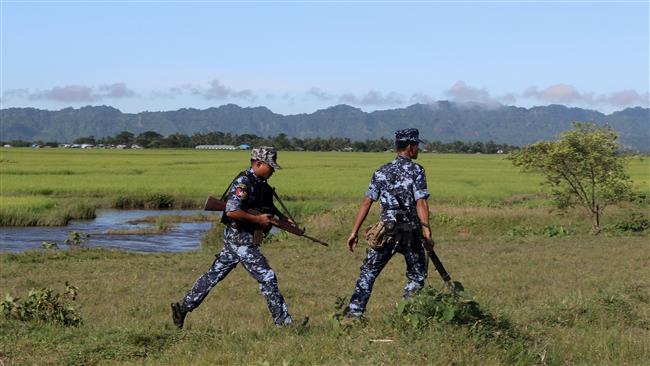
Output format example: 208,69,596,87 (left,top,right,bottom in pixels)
195,145,237,150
